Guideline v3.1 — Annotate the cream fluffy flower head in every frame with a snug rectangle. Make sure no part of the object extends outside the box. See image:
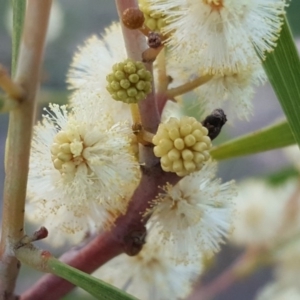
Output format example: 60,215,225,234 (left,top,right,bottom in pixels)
67,22,131,122
94,228,202,300
27,102,141,240
146,160,236,263
282,145,300,172
150,0,287,74
256,282,300,300
273,238,300,288
153,116,212,176
195,64,266,120
230,179,296,247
